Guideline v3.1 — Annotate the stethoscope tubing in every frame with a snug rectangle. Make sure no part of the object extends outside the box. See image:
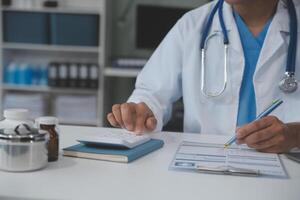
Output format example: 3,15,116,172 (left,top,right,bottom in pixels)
200,0,298,97
286,0,297,74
